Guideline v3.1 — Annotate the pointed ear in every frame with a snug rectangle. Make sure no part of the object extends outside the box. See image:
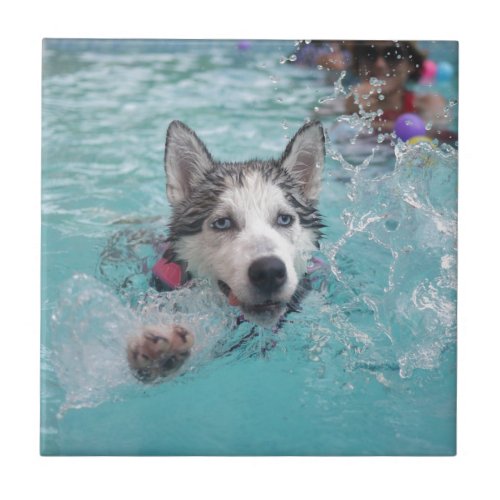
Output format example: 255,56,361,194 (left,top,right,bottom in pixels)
164,121,214,205
280,121,325,203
